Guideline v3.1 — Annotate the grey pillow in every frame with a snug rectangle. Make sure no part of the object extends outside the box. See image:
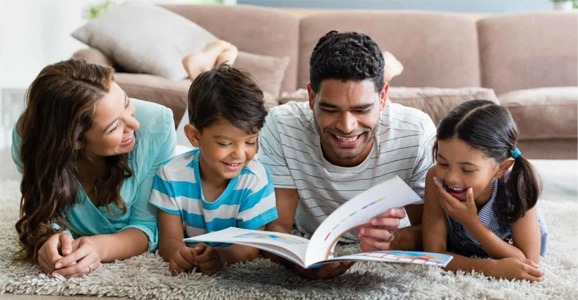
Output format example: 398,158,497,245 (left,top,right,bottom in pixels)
71,1,217,80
